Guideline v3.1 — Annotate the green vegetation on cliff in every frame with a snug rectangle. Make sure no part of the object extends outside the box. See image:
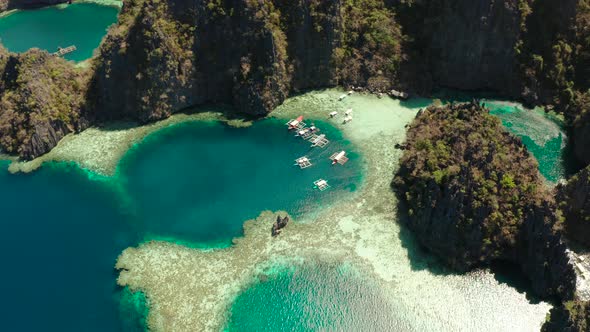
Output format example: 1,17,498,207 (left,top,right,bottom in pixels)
543,300,590,332
393,102,575,298
333,0,403,90
0,46,87,159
